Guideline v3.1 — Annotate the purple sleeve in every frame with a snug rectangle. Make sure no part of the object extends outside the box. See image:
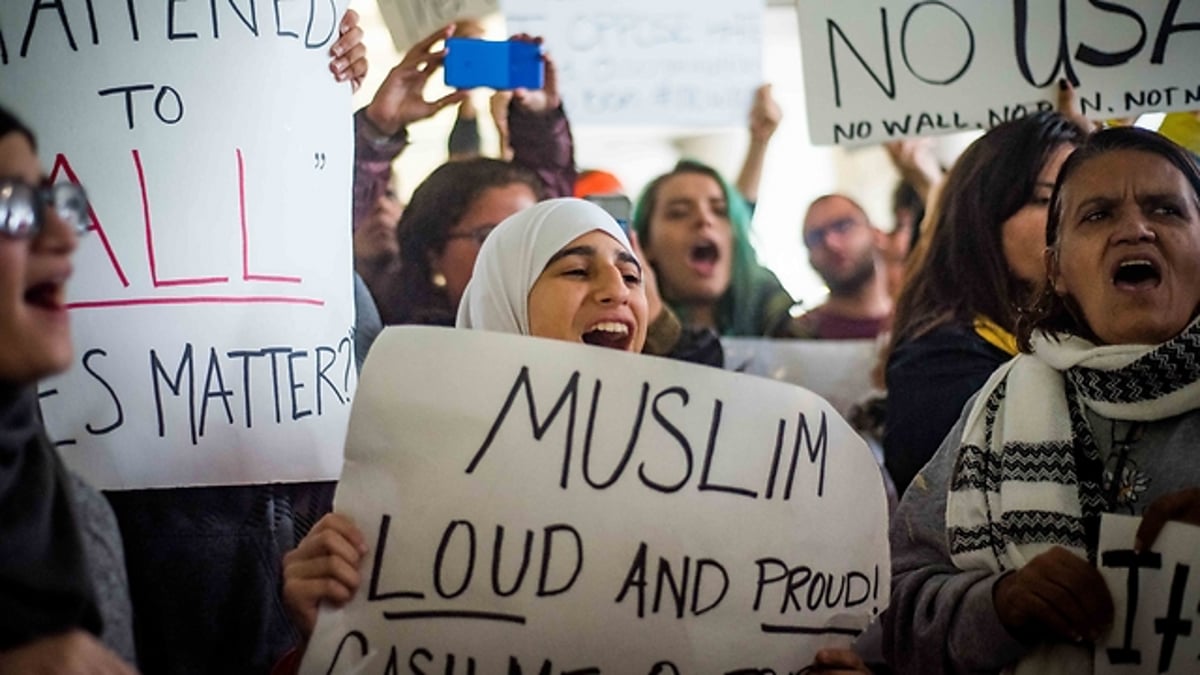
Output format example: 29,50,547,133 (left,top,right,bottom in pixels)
352,108,408,231
508,102,577,199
